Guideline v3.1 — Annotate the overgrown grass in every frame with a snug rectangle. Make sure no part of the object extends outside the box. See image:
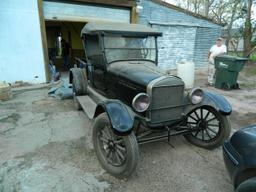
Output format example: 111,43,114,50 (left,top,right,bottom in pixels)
228,51,256,61
239,81,256,89
250,54,256,62
238,56,256,89
228,51,243,57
